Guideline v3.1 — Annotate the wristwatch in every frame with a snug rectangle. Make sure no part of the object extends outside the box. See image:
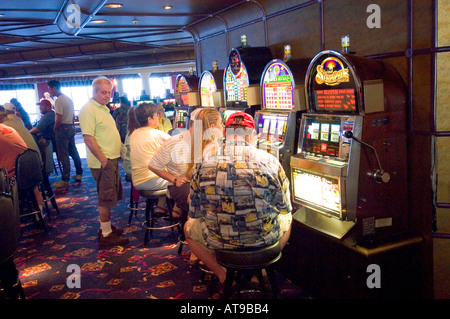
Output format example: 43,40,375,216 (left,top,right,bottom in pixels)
173,177,178,184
